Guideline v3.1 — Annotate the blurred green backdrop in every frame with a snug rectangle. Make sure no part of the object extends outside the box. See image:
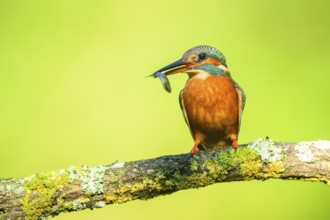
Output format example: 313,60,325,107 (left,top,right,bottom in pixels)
1,0,329,219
